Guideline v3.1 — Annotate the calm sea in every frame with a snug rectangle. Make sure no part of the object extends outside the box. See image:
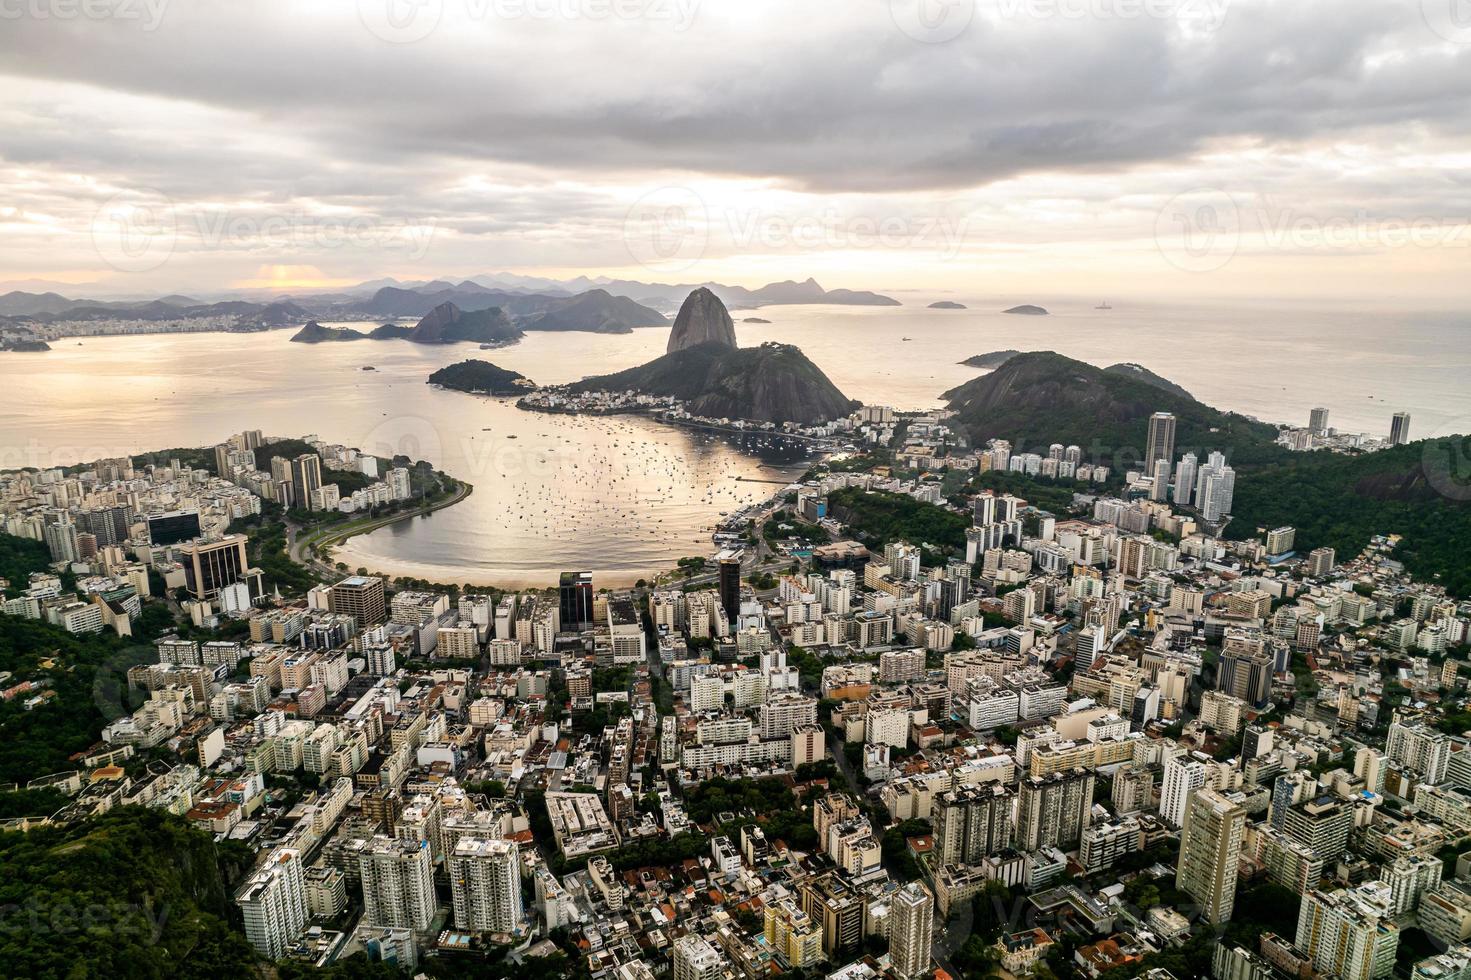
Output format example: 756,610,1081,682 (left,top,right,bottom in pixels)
1,297,1466,585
